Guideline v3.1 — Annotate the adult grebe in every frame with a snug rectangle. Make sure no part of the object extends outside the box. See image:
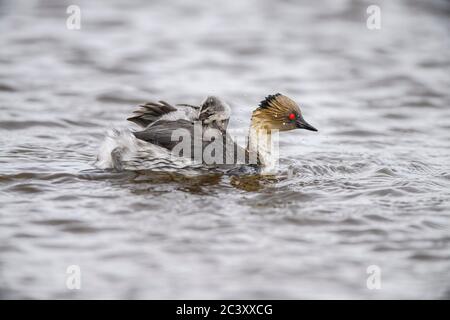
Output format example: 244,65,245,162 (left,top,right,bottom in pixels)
95,94,317,173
